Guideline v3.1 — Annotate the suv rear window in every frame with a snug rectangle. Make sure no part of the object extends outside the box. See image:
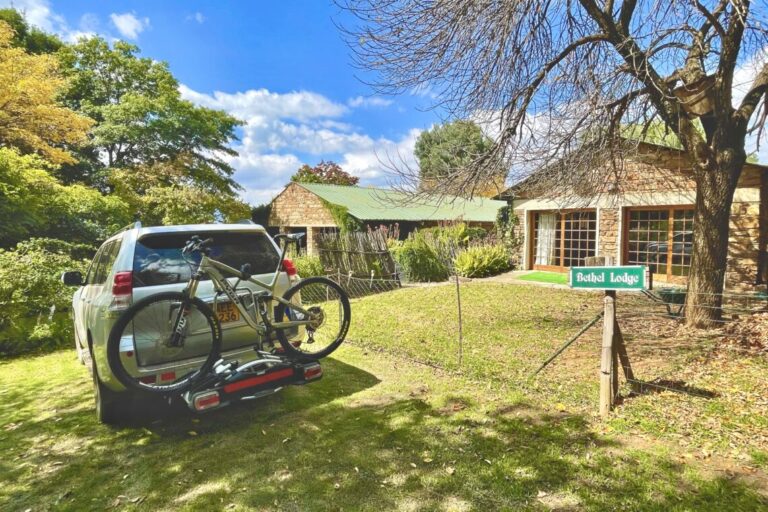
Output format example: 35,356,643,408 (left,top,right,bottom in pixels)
133,231,280,288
